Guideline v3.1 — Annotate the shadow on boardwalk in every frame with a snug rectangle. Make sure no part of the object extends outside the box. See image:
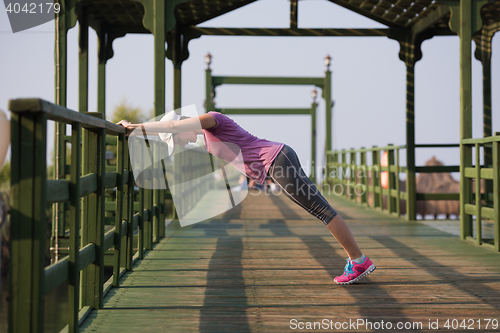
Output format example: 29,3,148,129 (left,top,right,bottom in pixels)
80,192,500,333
